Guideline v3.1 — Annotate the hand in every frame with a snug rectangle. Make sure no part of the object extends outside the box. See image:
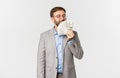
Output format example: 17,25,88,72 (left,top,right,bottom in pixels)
66,30,75,41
